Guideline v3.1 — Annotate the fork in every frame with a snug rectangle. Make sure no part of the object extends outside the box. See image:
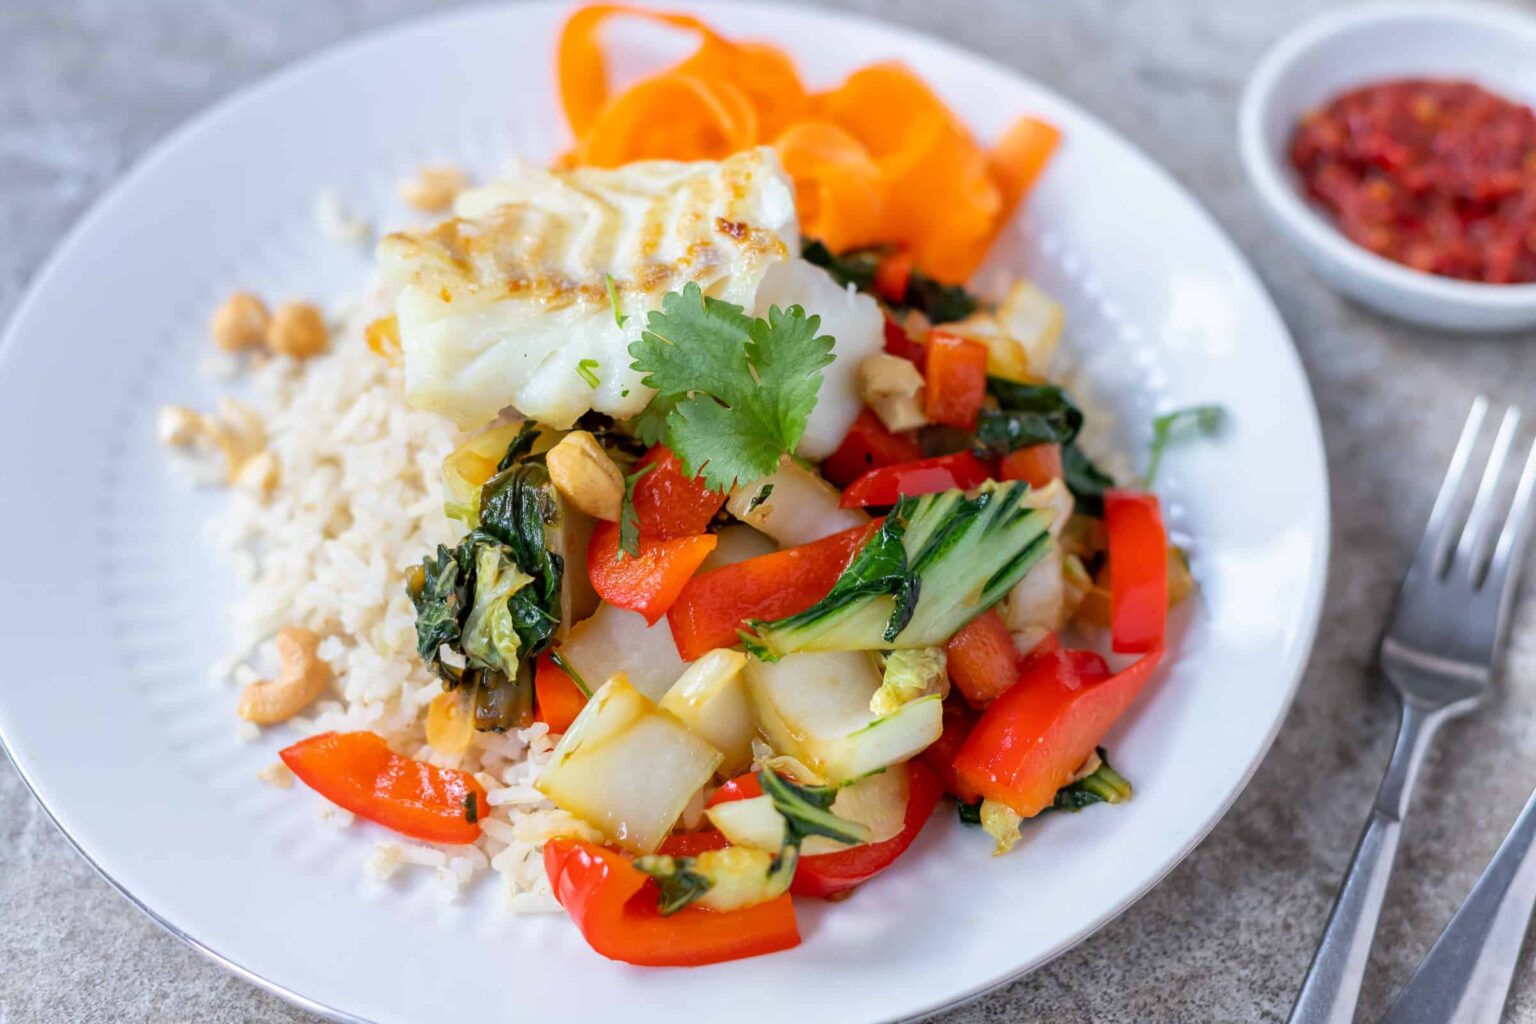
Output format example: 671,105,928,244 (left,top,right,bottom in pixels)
1378,778,1536,1023
1288,397,1536,1024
